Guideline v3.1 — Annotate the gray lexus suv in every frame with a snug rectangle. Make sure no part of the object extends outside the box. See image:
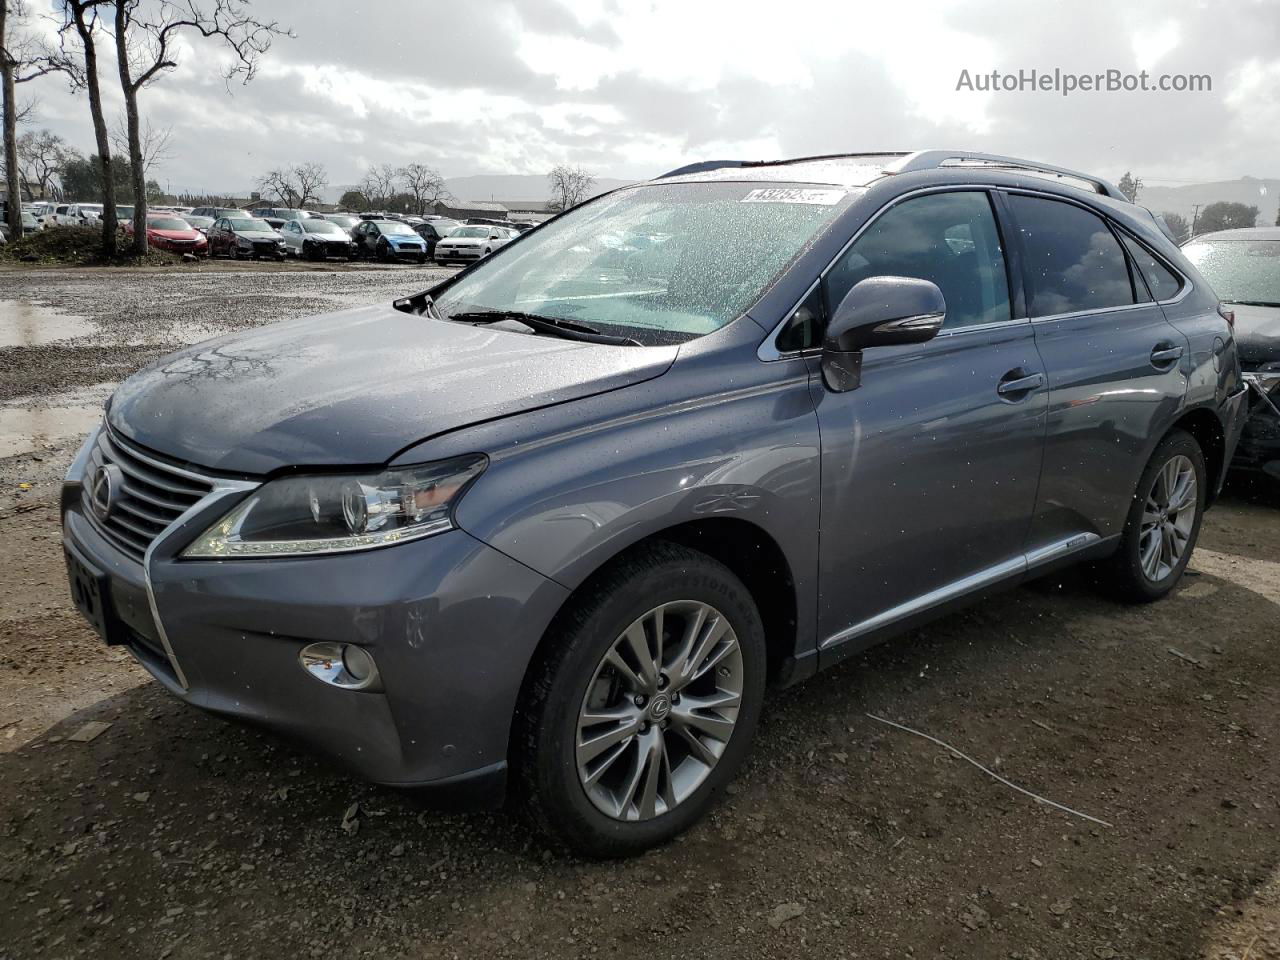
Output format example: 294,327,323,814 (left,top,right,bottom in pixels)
62,151,1247,857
